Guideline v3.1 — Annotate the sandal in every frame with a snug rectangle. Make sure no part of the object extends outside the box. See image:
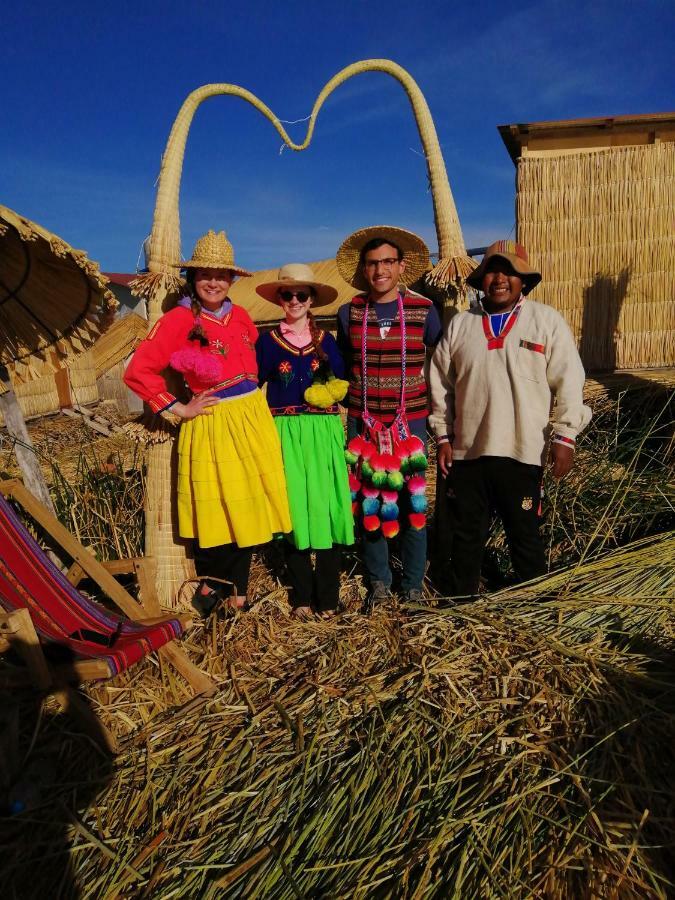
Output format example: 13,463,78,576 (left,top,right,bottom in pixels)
291,606,313,621
192,582,226,619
